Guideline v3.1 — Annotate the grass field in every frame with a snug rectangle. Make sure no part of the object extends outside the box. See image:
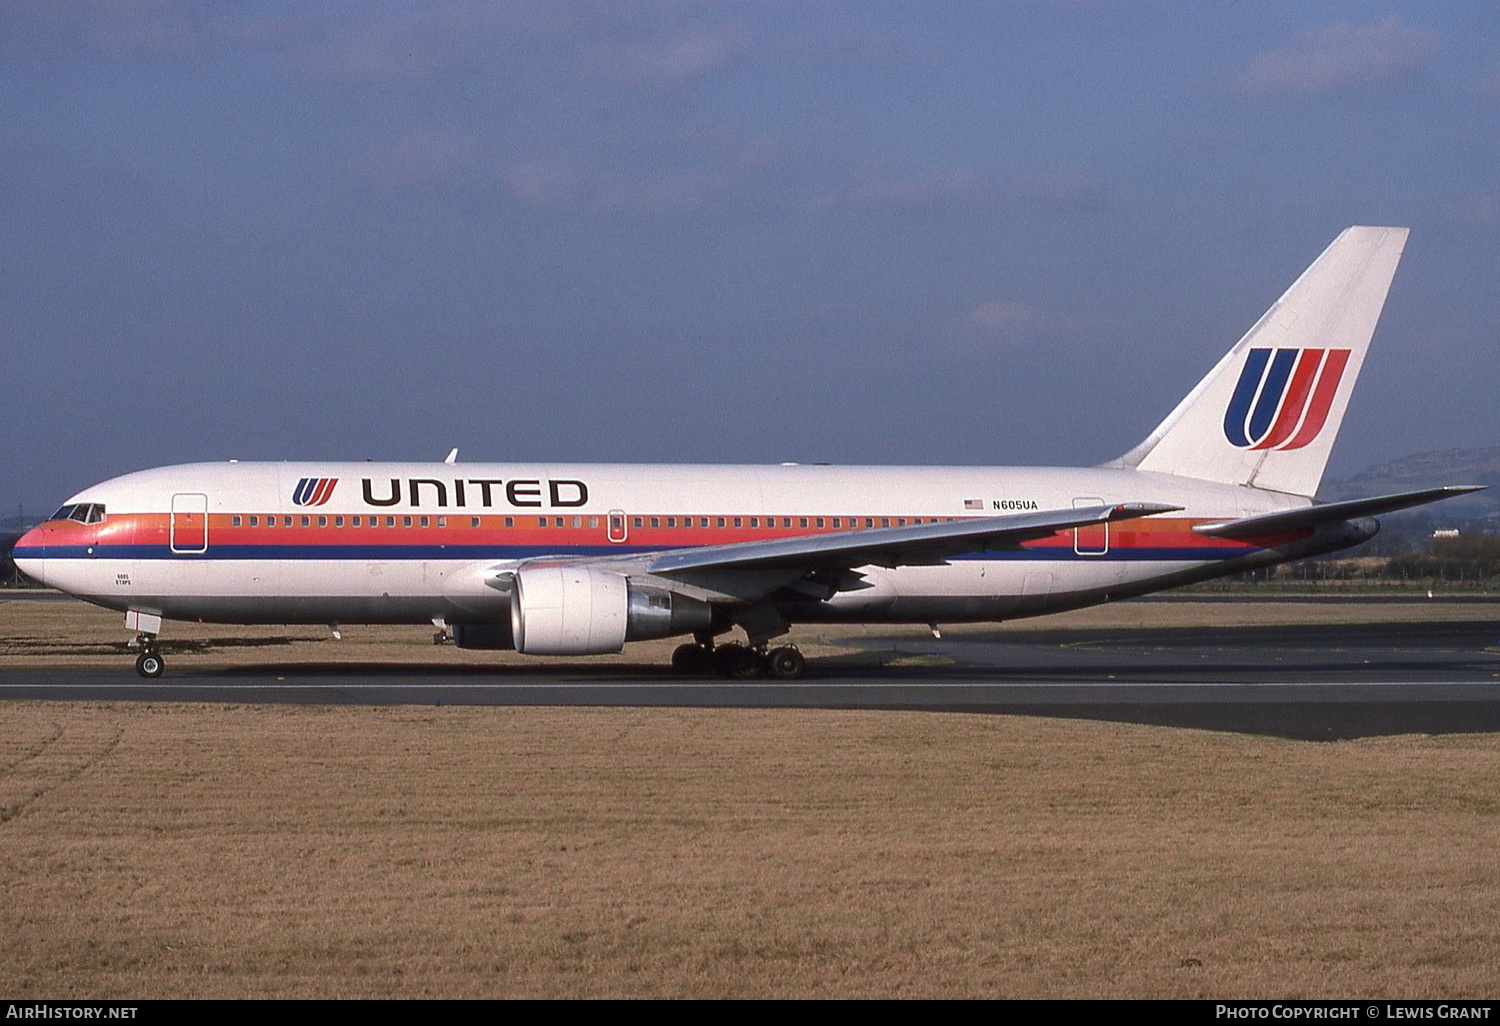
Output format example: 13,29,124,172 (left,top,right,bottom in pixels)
2,597,1500,998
